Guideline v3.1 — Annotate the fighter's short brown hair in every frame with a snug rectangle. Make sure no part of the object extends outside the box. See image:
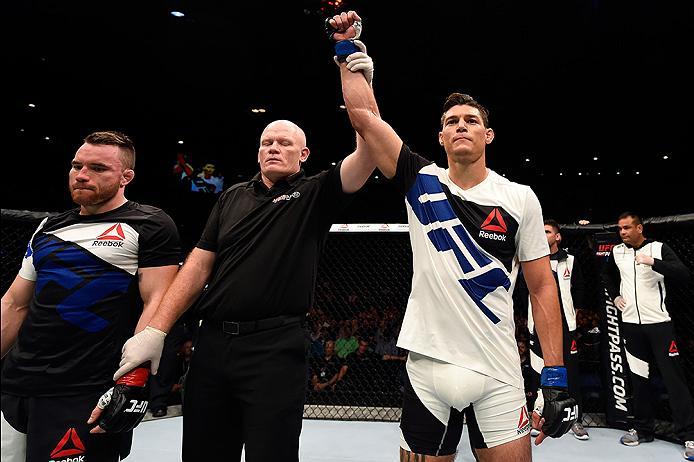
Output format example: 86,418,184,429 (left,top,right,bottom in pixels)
441,93,490,128
84,131,136,170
